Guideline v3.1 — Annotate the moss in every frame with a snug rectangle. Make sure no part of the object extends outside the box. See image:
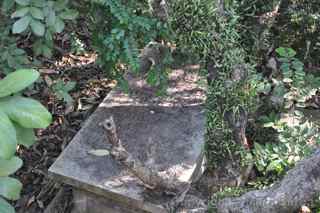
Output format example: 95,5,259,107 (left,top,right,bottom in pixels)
208,187,250,213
